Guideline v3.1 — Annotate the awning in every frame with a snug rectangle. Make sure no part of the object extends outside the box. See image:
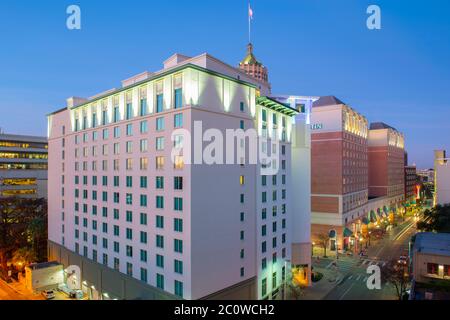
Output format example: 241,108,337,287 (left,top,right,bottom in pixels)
369,210,377,223
377,208,383,218
362,217,370,225
343,228,354,238
329,230,336,238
